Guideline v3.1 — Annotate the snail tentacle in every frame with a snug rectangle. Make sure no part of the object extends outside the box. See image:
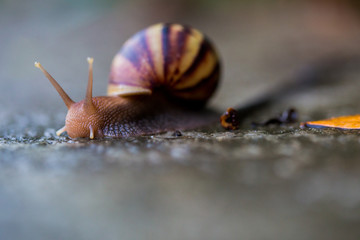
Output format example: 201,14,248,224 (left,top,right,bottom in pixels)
34,61,75,109
84,57,97,114
89,125,95,139
56,126,66,136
